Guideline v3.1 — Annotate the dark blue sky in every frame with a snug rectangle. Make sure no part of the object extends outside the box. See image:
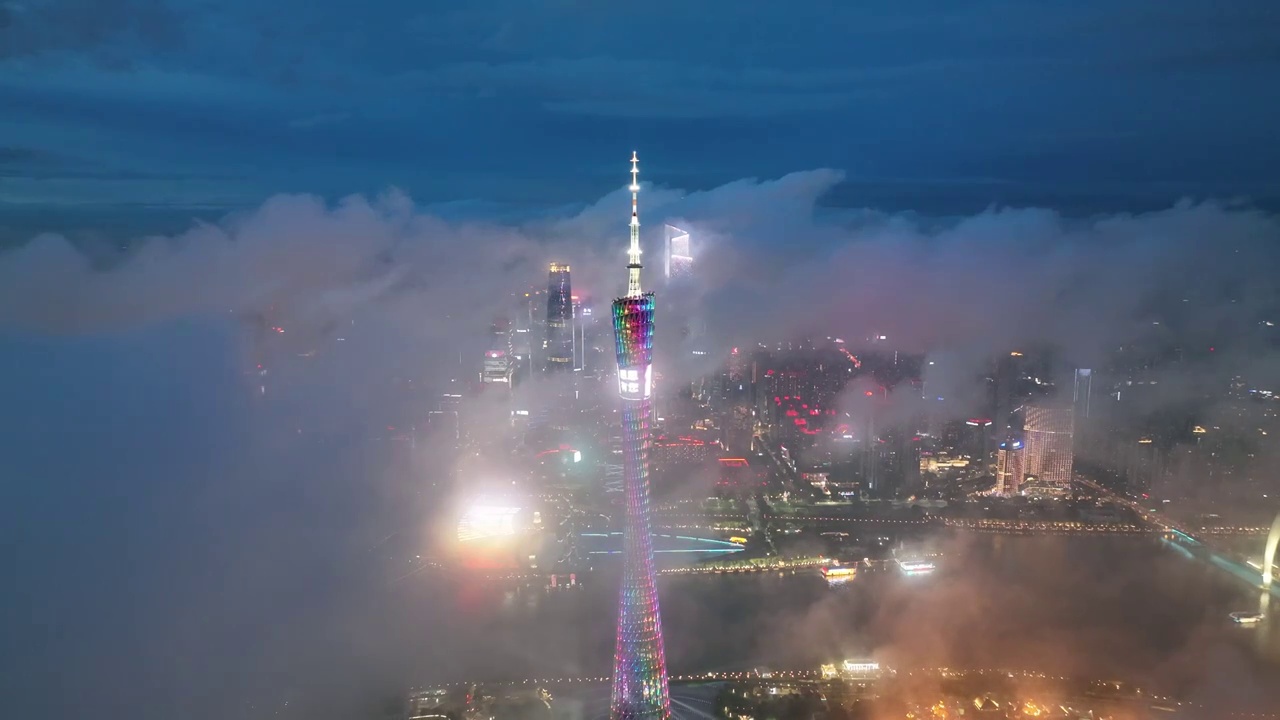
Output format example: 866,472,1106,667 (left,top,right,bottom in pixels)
2,0,1279,220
